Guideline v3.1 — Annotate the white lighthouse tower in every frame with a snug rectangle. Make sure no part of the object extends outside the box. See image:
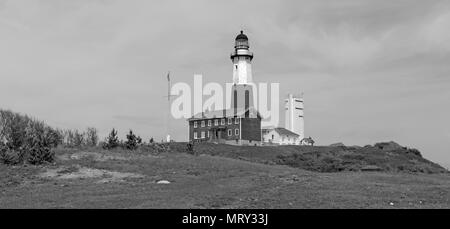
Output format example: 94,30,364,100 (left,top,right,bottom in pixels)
231,31,253,85
229,31,256,114
285,93,305,140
